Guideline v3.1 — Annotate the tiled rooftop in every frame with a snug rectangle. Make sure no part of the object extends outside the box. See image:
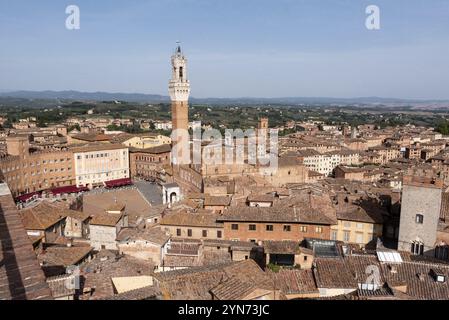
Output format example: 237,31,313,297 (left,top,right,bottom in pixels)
0,183,52,300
